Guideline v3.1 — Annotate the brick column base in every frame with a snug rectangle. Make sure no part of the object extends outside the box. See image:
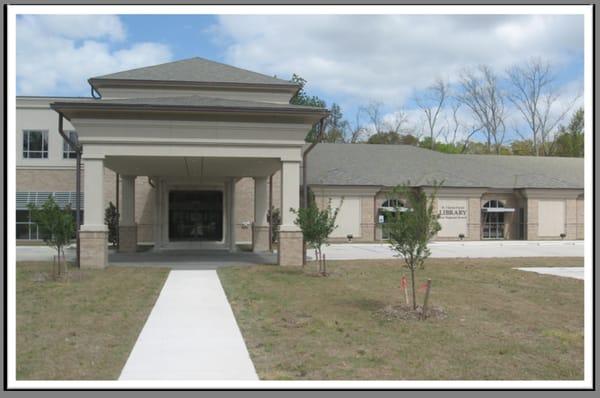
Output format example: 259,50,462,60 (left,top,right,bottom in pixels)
278,230,303,266
253,225,270,252
80,229,108,269
118,224,138,253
